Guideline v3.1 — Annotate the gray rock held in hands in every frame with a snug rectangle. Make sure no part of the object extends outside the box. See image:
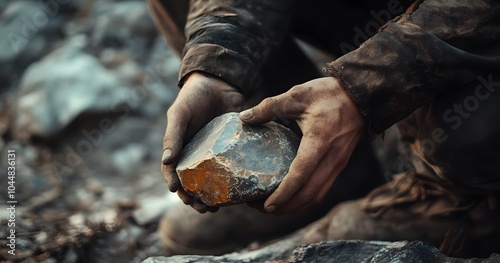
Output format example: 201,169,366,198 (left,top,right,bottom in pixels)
176,112,300,207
